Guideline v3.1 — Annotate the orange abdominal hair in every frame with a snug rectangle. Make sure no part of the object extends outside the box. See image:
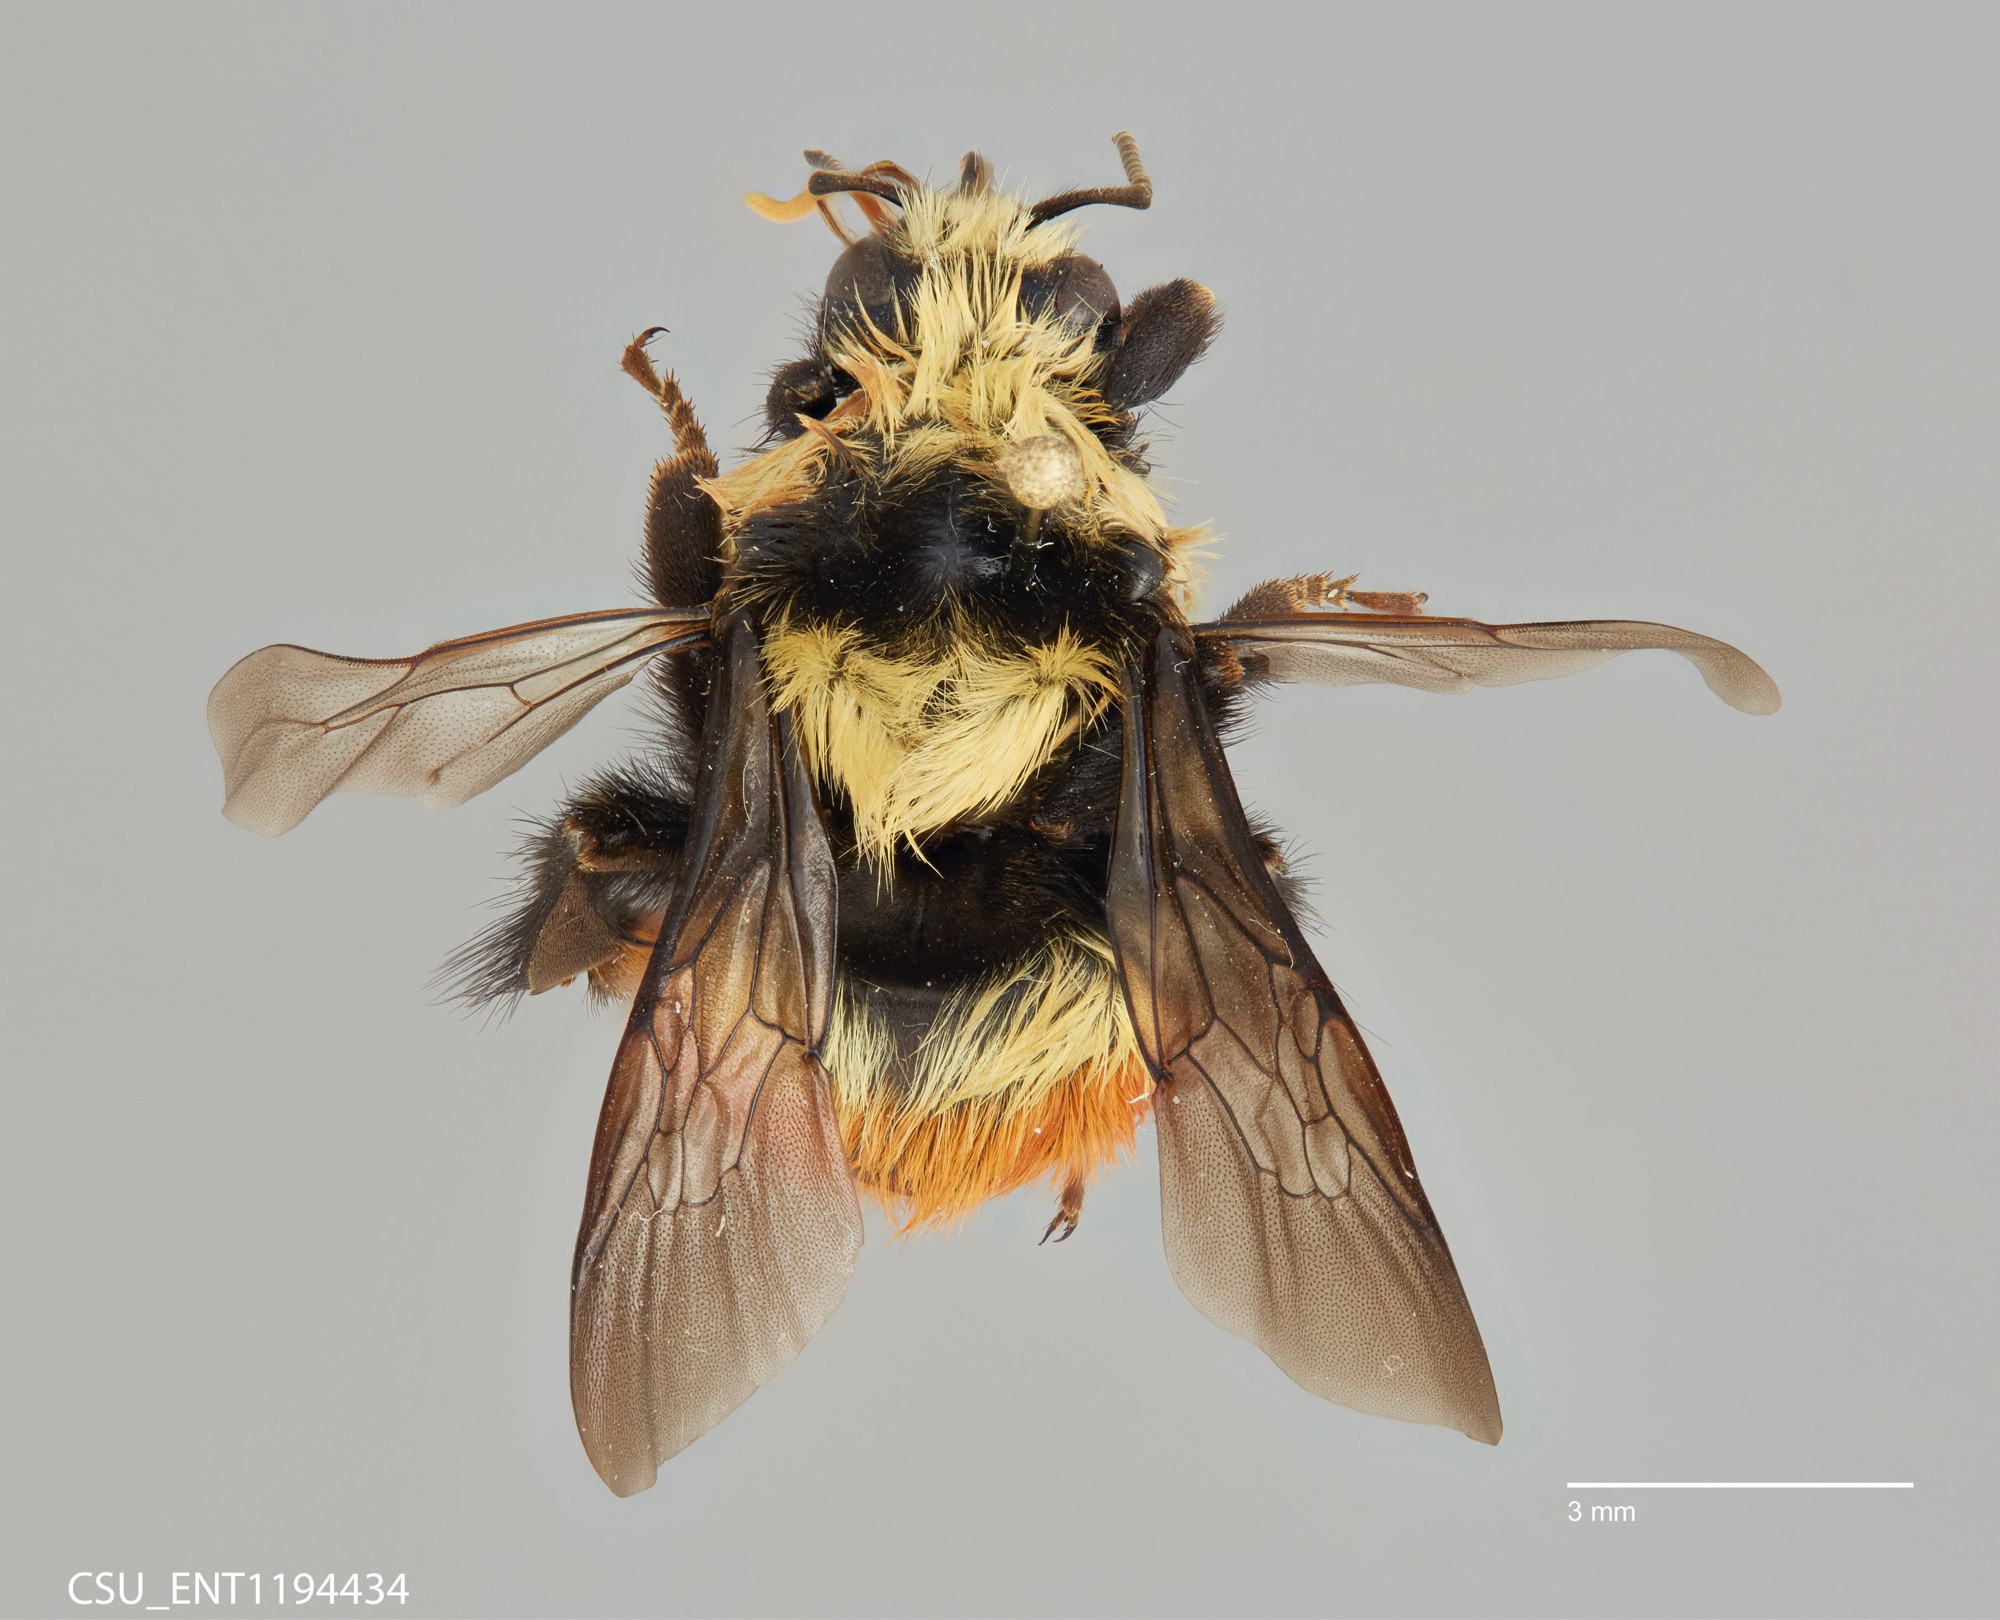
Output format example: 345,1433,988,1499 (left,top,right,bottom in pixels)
839,1051,1154,1231
817,933,1154,1230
